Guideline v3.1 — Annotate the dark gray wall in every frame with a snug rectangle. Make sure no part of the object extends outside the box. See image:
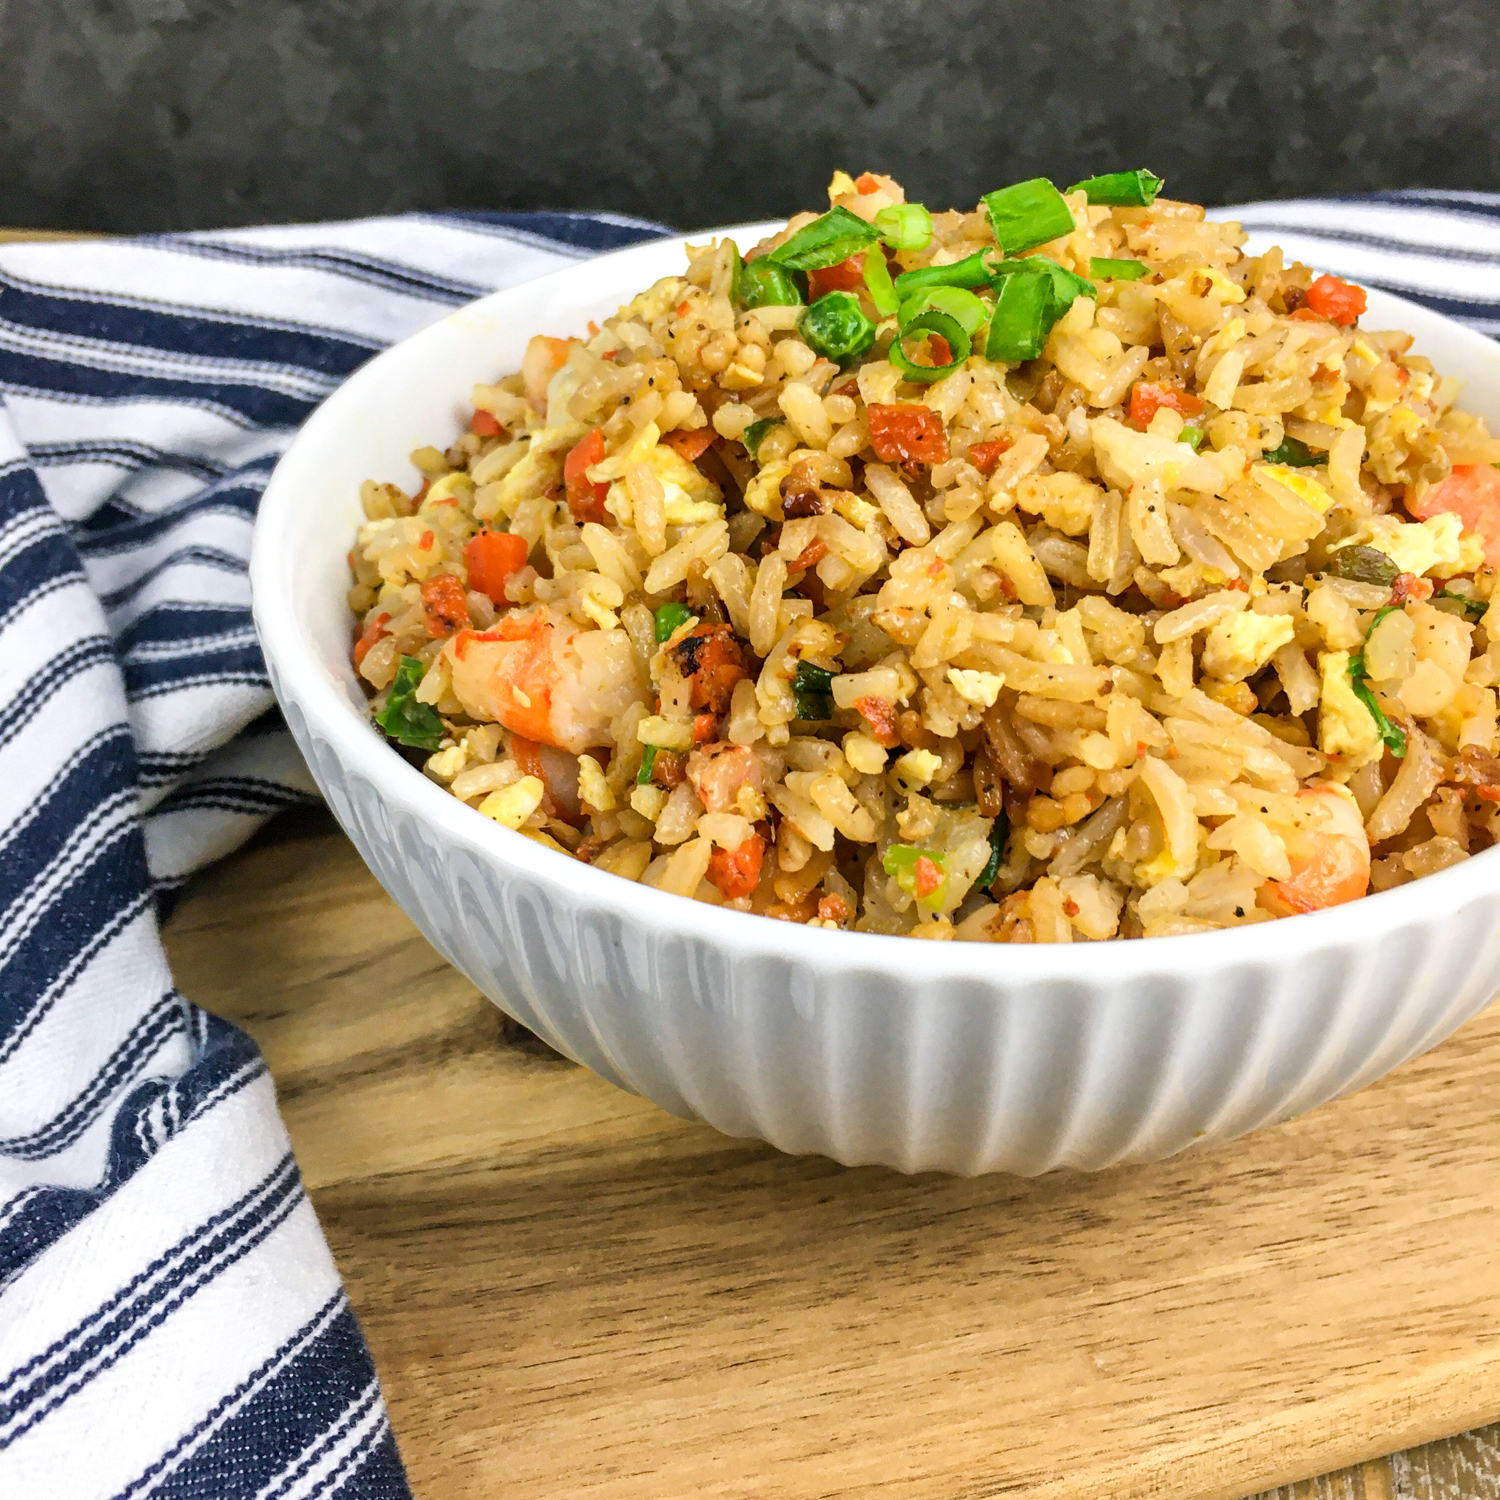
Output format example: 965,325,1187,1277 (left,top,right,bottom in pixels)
0,0,1495,233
